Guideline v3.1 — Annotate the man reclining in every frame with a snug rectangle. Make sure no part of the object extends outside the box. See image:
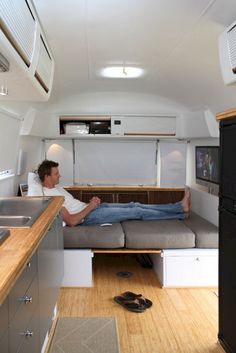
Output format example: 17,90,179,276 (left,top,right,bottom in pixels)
28,160,190,227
